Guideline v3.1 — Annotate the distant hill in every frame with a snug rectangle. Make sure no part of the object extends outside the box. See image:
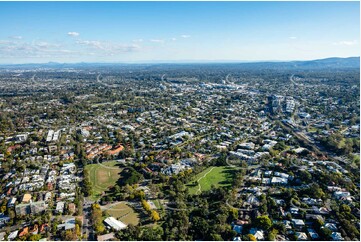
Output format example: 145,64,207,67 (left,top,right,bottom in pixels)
291,57,360,69
0,57,359,70
234,57,360,70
